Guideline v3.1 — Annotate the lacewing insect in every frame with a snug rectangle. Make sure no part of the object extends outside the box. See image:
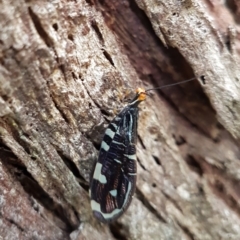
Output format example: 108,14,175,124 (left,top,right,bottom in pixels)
89,77,197,223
